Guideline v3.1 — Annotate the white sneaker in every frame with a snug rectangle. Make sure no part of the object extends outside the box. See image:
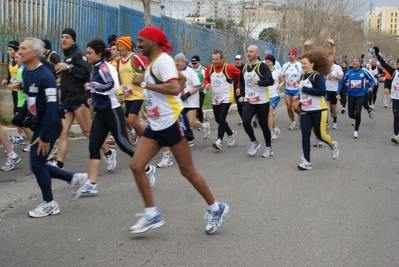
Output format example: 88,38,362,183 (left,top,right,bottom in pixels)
146,165,156,187
1,154,21,171
157,154,173,168
262,147,274,157
384,101,388,108
188,141,194,148
70,173,89,200
131,133,138,145
28,201,60,218
353,131,359,139
212,139,222,150
248,140,260,156
23,143,32,152
272,128,280,140
370,104,374,110
129,213,165,234
202,122,210,139
391,135,399,144
331,141,339,159
297,155,312,170
369,111,374,119
81,180,99,195
332,123,337,129
104,149,117,172
47,146,58,161
227,130,237,147
288,121,297,130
